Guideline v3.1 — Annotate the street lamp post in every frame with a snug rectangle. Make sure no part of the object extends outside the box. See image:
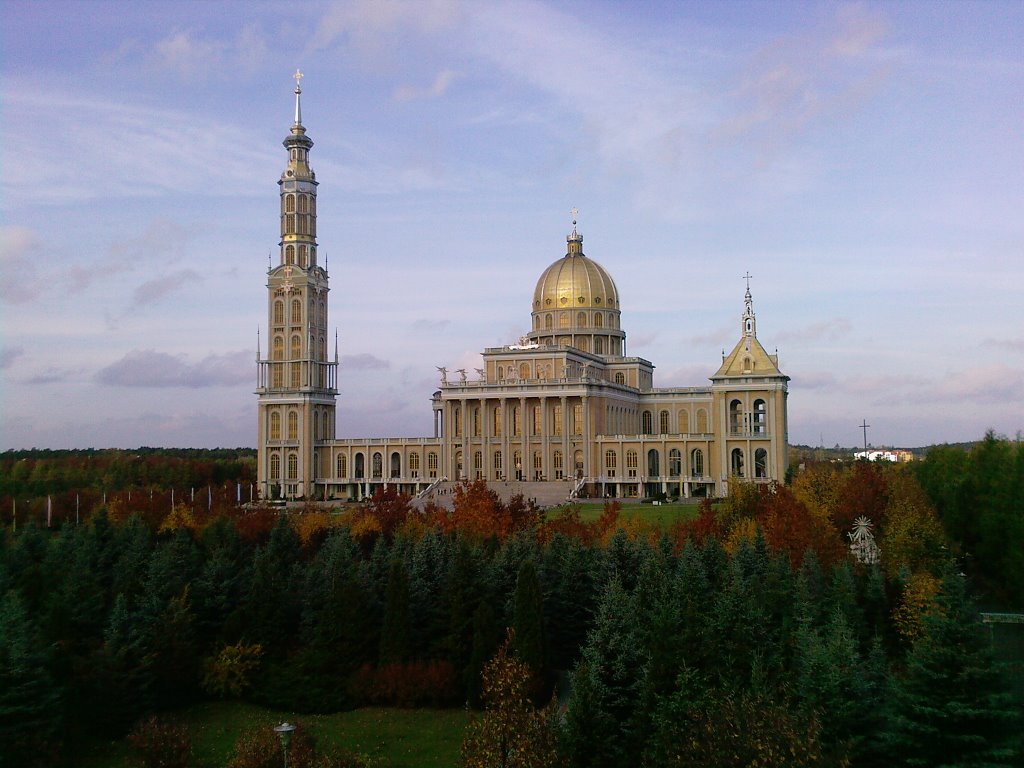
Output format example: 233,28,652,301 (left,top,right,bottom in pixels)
274,722,297,768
